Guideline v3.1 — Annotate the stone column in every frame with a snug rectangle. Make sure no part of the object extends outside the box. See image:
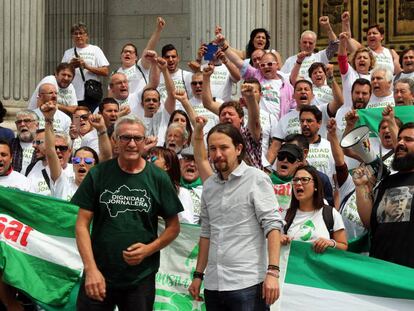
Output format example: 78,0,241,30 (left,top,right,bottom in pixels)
0,0,45,117
190,0,270,56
